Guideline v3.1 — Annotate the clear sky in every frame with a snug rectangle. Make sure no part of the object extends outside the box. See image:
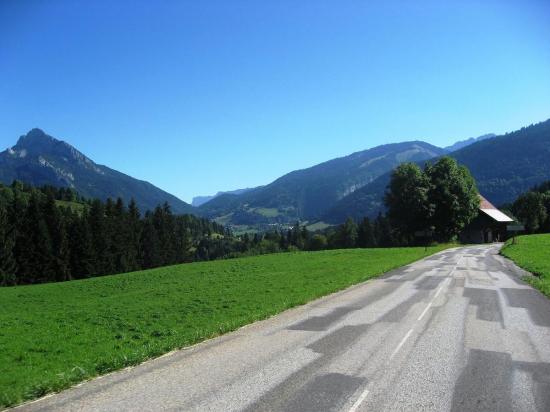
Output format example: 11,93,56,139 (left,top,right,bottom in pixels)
1,1,550,203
